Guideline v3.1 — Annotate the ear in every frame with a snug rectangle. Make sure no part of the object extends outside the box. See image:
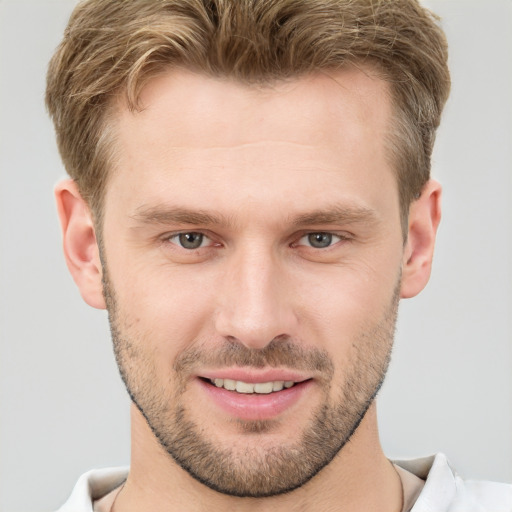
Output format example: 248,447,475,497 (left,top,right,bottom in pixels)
400,180,442,299
55,179,106,309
